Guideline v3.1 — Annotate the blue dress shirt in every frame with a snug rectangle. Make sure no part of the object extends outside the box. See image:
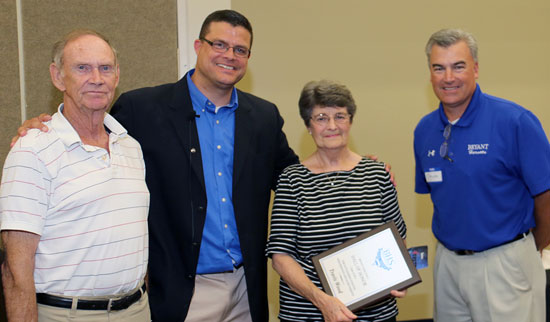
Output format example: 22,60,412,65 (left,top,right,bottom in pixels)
187,70,243,273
